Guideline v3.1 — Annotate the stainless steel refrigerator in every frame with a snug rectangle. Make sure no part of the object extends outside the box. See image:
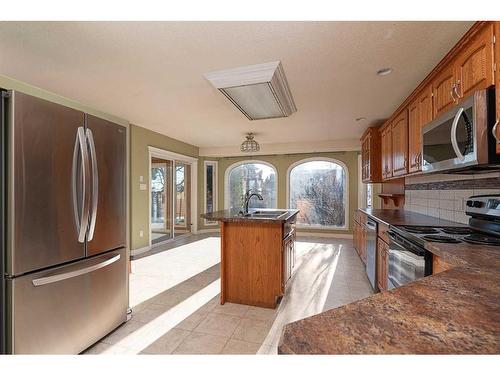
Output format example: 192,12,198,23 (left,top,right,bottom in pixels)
1,90,128,354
